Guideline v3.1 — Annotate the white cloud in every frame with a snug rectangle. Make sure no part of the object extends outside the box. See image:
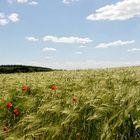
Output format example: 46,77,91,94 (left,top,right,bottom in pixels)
128,48,140,52
0,12,19,26
42,47,56,52
8,13,19,22
0,12,8,26
96,40,135,49
0,19,9,26
8,0,38,5
0,13,8,26
29,1,38,5
25,37,39,42
17,0,28,3
62,0,79,4
43,35,93,45
87,0,140,21
75,51,83,55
